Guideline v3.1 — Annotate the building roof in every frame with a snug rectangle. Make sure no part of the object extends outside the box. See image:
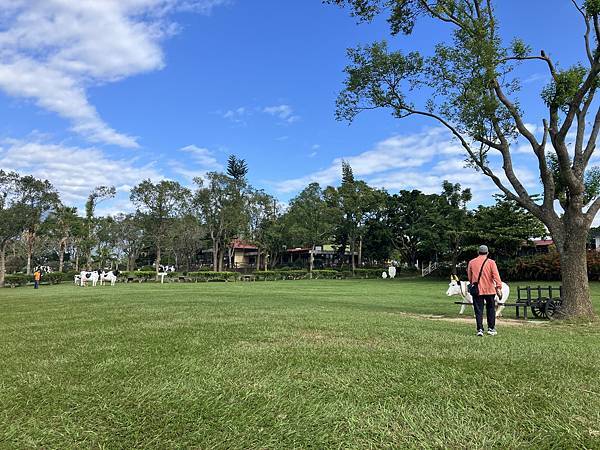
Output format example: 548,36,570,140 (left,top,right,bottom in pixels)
533,239,554,247
231,239,258,250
